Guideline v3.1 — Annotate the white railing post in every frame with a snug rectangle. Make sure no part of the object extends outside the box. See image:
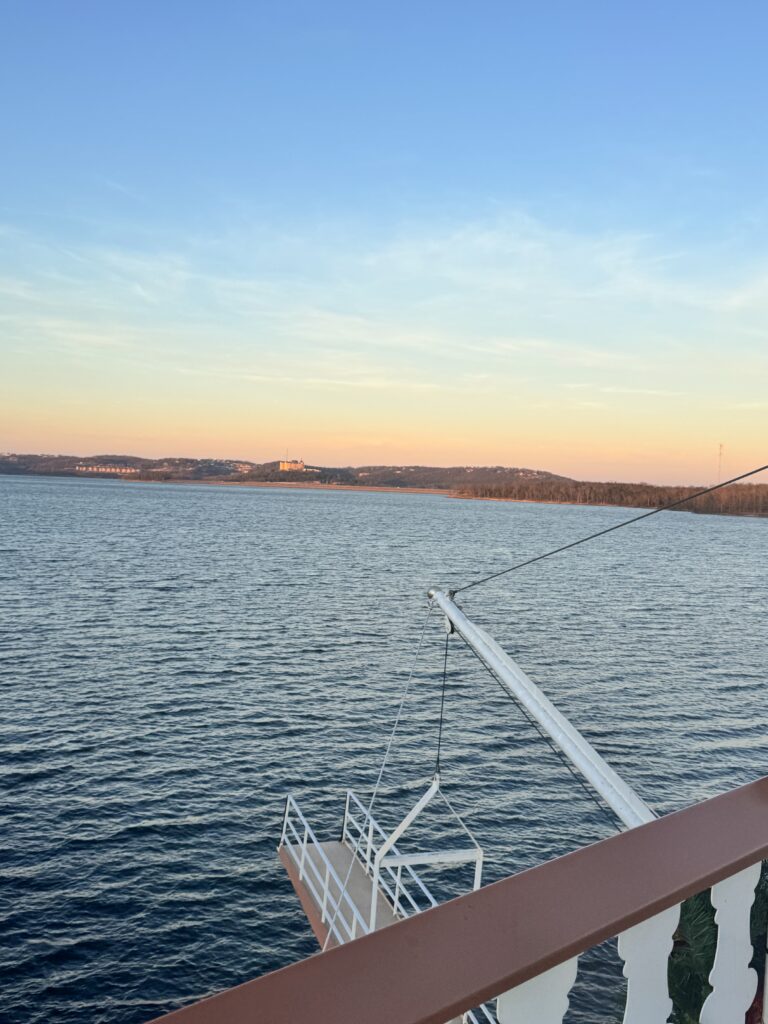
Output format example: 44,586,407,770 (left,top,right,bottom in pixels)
341,791,350,843
366,818,375,872
369,778,441,933
299,826,308,880
473,852,483,891
496,958,579,1024
280,797,291,846
321,863,330,923
617,904,679,1023
394,865,402,916
700,862,761,1023
370,861,380,931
